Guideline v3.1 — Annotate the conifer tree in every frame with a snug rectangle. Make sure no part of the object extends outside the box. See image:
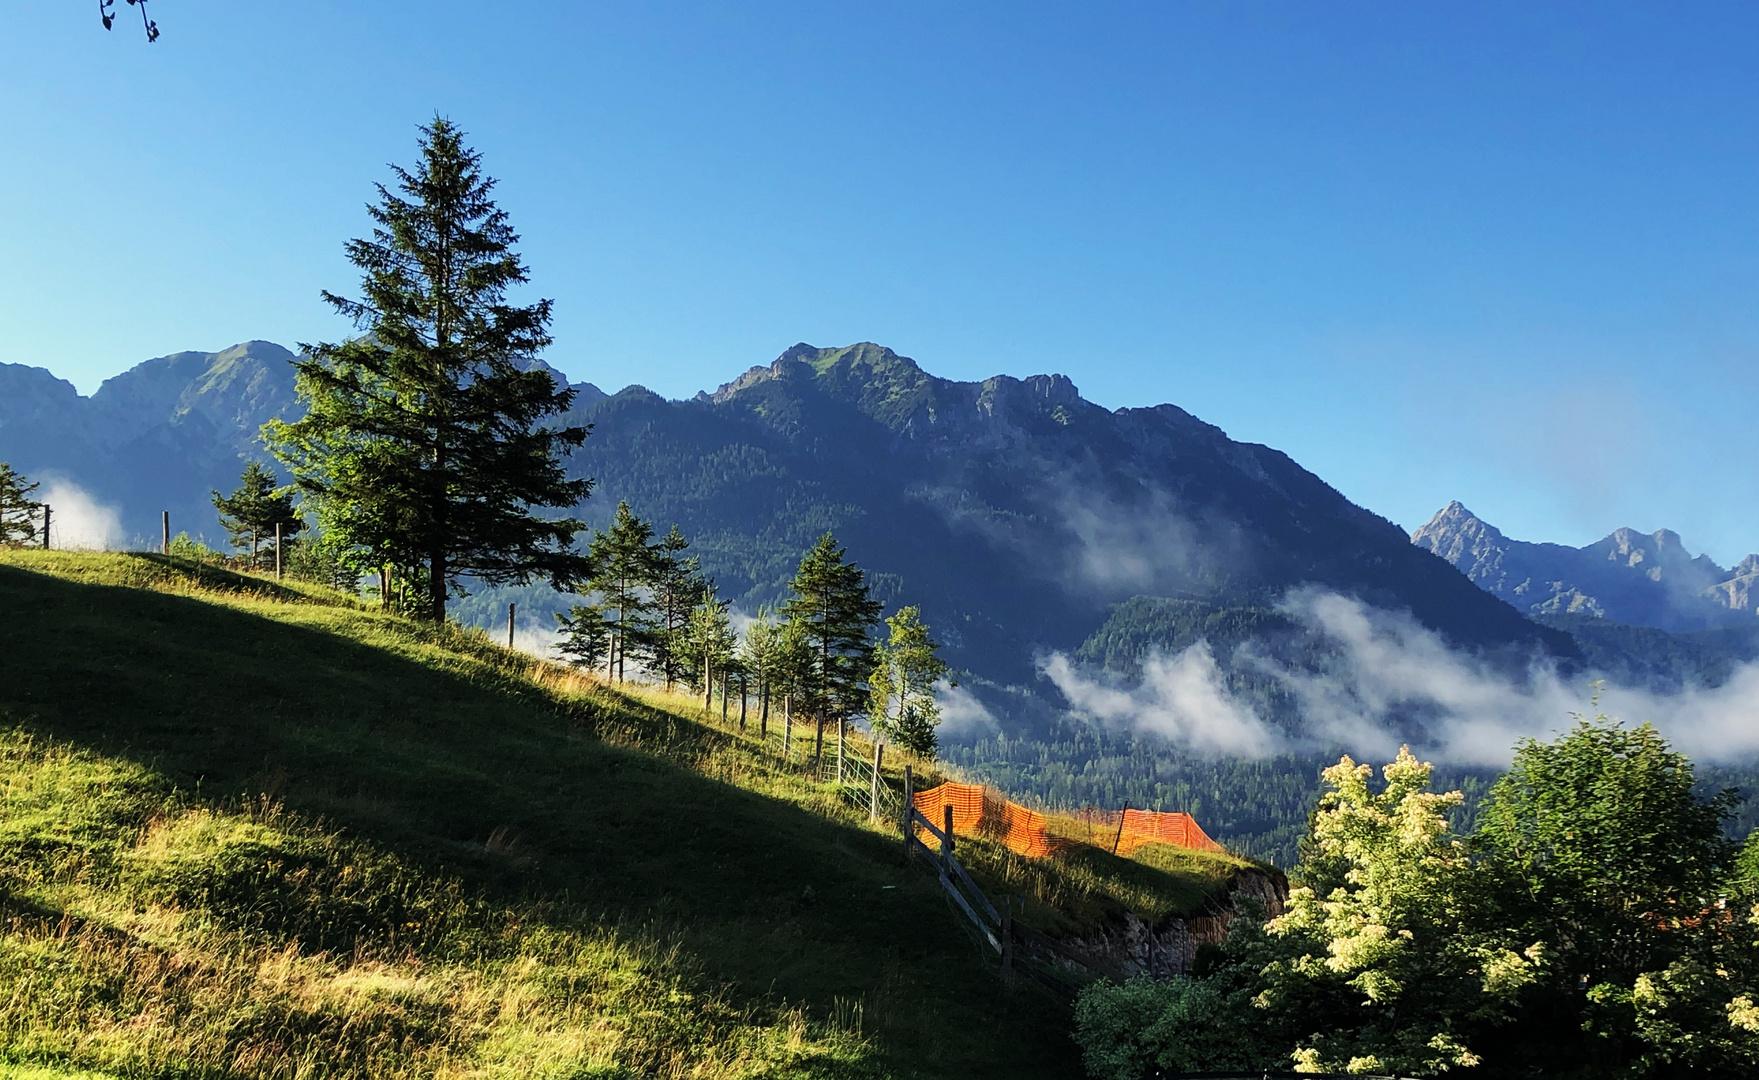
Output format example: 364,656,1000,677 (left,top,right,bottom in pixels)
0,463,43,548
869,605,951,758
211,461,304,568
555,601,612,673
782,533,882,766
648,524,703,690
741,607,781,734
681,580,735,712
266,117,591,622
586,501,658,681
